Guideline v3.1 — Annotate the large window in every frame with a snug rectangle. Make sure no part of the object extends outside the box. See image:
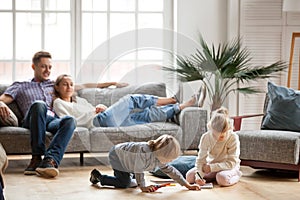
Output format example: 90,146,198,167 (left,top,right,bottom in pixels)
0,0,173,84
0,0,71,83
